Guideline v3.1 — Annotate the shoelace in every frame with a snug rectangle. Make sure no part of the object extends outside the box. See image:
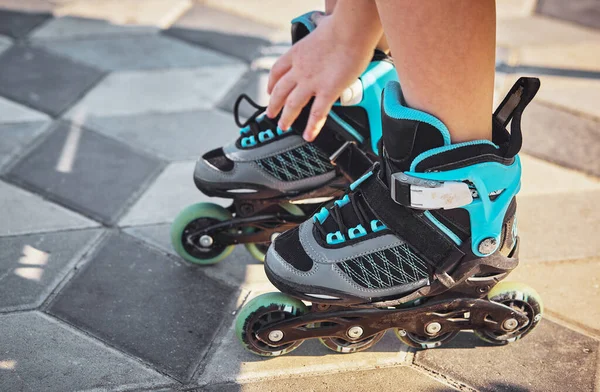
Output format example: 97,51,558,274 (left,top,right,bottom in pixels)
233,94,280,147
315,191,373,241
